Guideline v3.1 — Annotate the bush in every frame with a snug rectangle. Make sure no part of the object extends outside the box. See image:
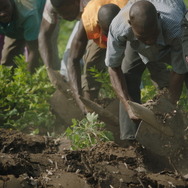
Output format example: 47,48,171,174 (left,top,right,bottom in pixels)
0,56,56,134
65,112,114,150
